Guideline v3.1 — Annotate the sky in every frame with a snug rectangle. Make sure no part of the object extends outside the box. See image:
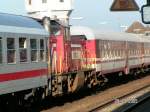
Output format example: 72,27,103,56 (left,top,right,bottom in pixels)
0,0,147,31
